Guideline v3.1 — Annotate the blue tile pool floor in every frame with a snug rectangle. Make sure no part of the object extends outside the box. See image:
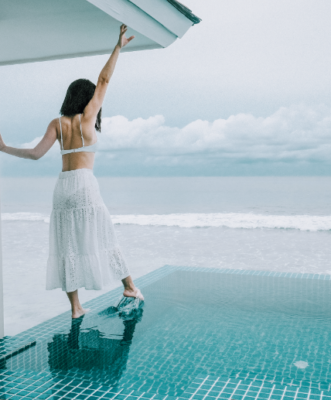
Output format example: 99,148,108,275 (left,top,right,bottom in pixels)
1,266,331,399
